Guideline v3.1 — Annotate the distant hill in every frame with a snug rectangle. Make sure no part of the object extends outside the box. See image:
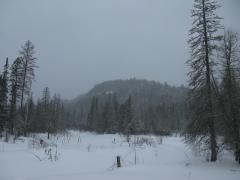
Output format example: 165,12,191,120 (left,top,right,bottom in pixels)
65,79,188,132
